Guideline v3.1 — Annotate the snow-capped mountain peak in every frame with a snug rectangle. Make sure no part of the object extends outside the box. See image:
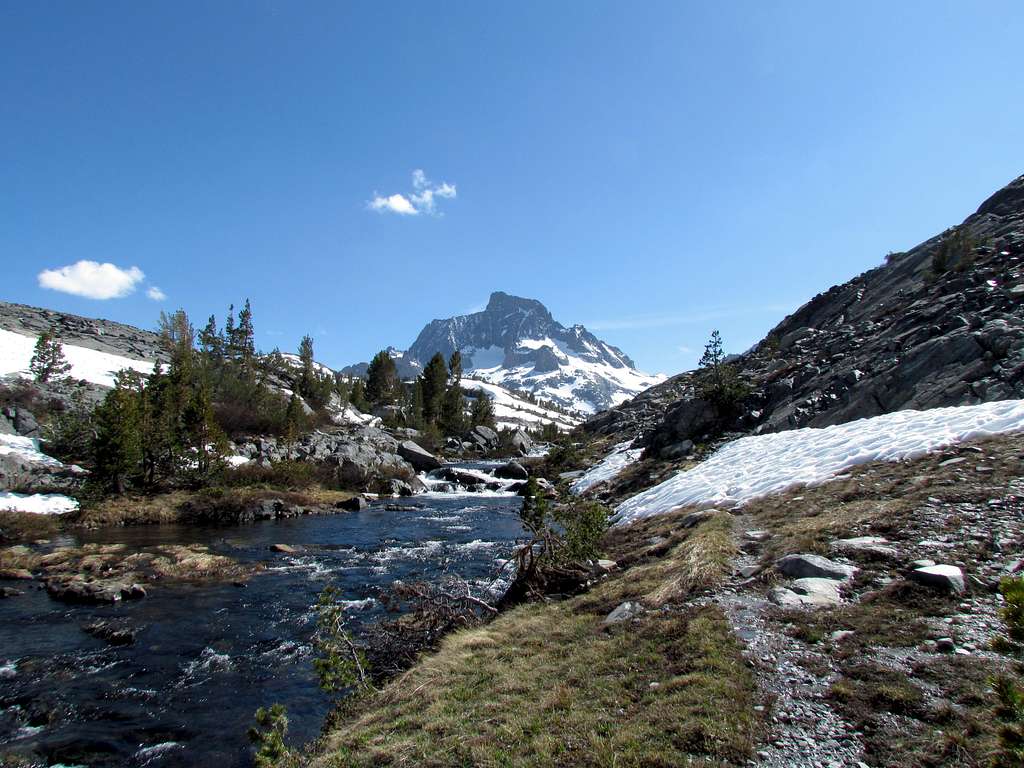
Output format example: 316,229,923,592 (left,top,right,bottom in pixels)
403,291,662,414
